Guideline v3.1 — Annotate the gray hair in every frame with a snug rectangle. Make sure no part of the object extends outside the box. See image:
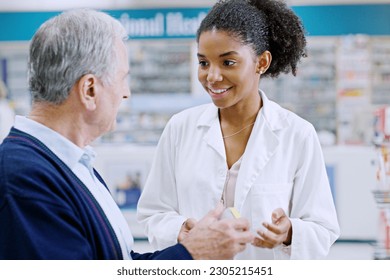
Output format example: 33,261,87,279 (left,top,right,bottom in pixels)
28,9,127,105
